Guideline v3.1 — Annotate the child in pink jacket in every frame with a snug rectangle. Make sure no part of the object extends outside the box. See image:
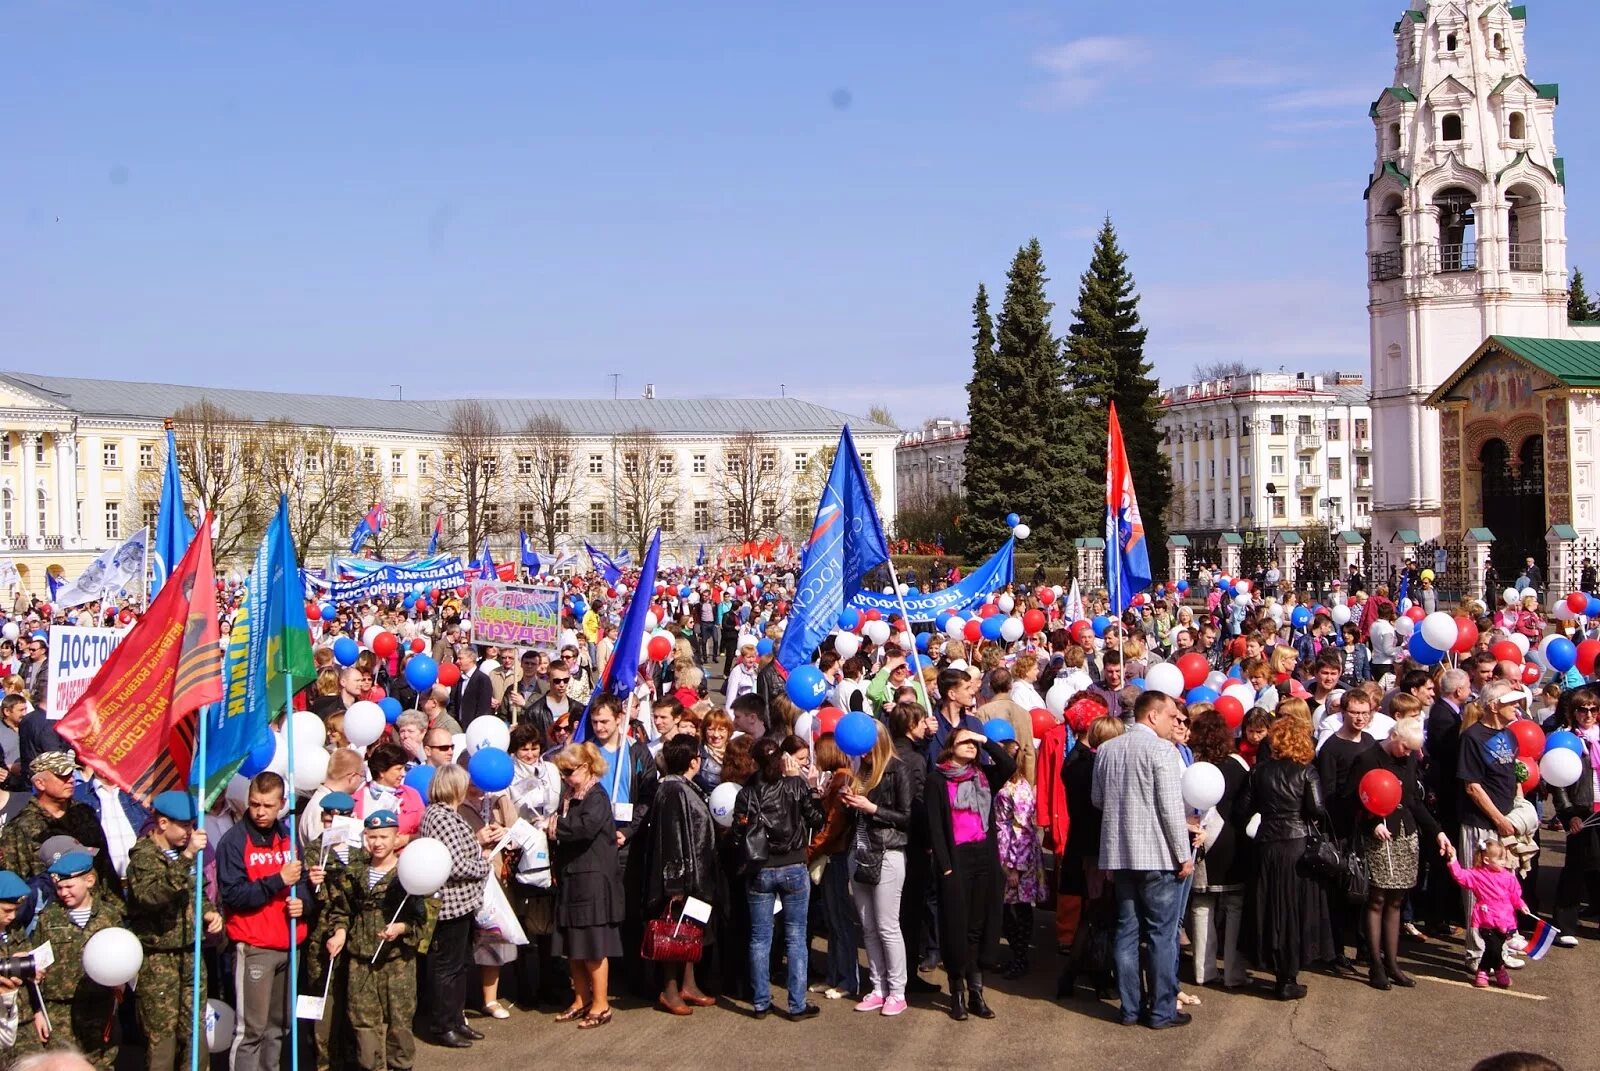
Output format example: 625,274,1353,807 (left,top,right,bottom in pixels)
1448,840,1529,989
